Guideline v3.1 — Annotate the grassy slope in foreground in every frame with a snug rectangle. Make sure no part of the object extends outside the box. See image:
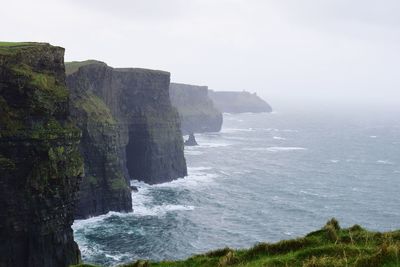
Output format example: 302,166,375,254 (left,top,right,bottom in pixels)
74,219,400,267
